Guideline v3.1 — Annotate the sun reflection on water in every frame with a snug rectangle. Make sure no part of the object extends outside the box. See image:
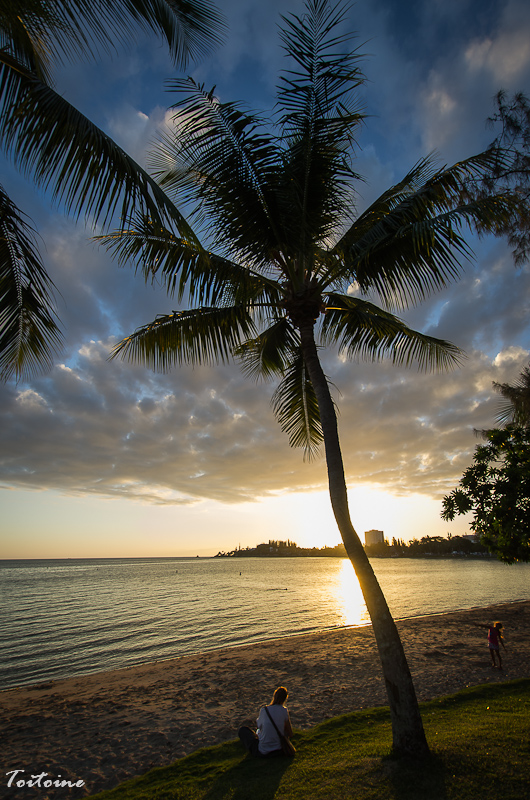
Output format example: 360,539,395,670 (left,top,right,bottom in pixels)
334,559,370,627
